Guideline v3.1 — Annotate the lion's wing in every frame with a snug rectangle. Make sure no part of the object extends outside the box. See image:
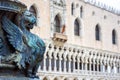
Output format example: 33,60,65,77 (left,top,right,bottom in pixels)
2,16,25,52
